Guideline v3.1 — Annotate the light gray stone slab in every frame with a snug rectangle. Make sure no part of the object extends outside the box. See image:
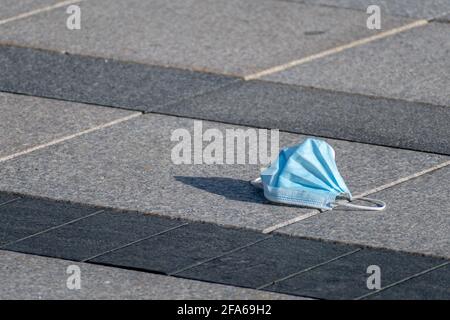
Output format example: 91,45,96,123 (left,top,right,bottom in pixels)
0,92,137,159
0,0,63,20
278,166,450,258
0,250,301,299
289,0,450,19
0,0,412,76
0,114,446,231
264,22,450,107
